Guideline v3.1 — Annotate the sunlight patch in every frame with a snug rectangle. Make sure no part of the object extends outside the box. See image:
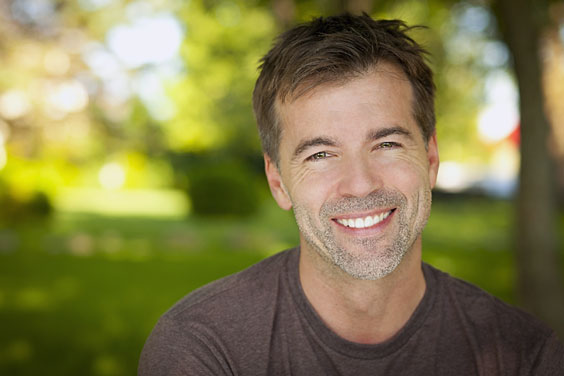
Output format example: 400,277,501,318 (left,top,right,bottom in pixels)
54,188,189,218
